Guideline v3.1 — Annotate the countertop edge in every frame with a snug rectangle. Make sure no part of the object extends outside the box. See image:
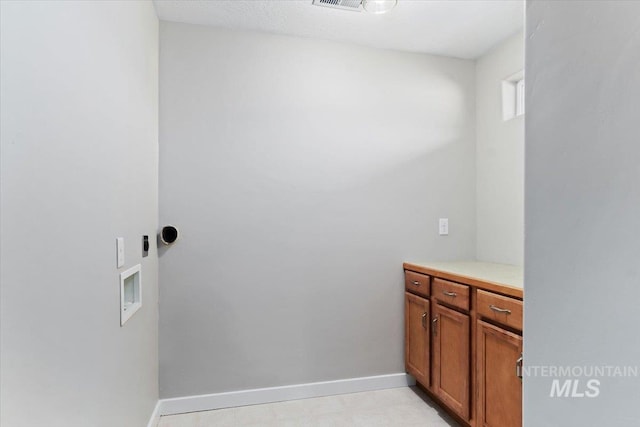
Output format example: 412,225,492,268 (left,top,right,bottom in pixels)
403,262,524,299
